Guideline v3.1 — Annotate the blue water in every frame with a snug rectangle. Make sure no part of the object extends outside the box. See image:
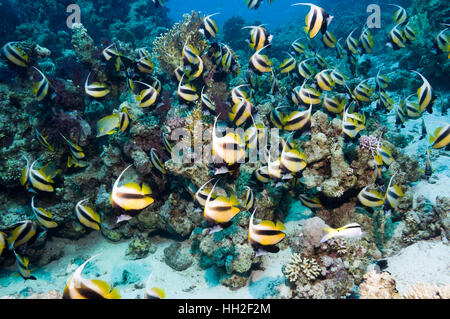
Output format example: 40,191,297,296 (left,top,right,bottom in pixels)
166,0,305,28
